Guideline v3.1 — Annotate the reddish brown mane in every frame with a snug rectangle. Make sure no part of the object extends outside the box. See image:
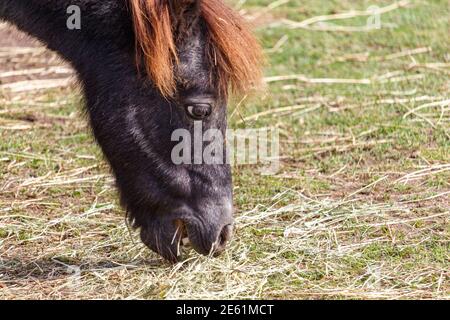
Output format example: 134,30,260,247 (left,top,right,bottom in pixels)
129,0,263,98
